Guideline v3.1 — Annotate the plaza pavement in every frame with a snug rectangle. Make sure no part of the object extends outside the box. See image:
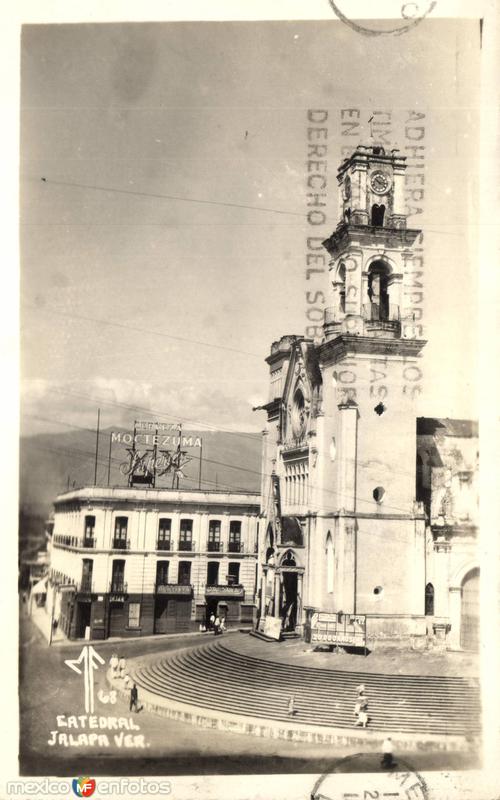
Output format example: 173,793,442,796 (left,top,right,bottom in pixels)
19,609,481,776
